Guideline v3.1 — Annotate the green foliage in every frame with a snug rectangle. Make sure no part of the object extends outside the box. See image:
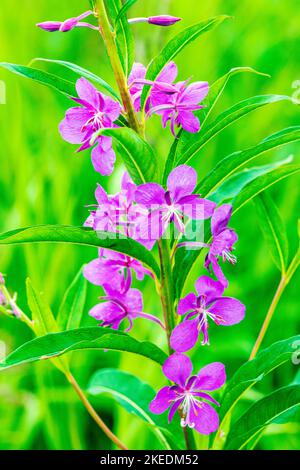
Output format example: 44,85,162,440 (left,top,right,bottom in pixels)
226,385,300,449
115,0,138,25
57,267,87,331
0,225,160,278
88,368,183,449
0,327,168,369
